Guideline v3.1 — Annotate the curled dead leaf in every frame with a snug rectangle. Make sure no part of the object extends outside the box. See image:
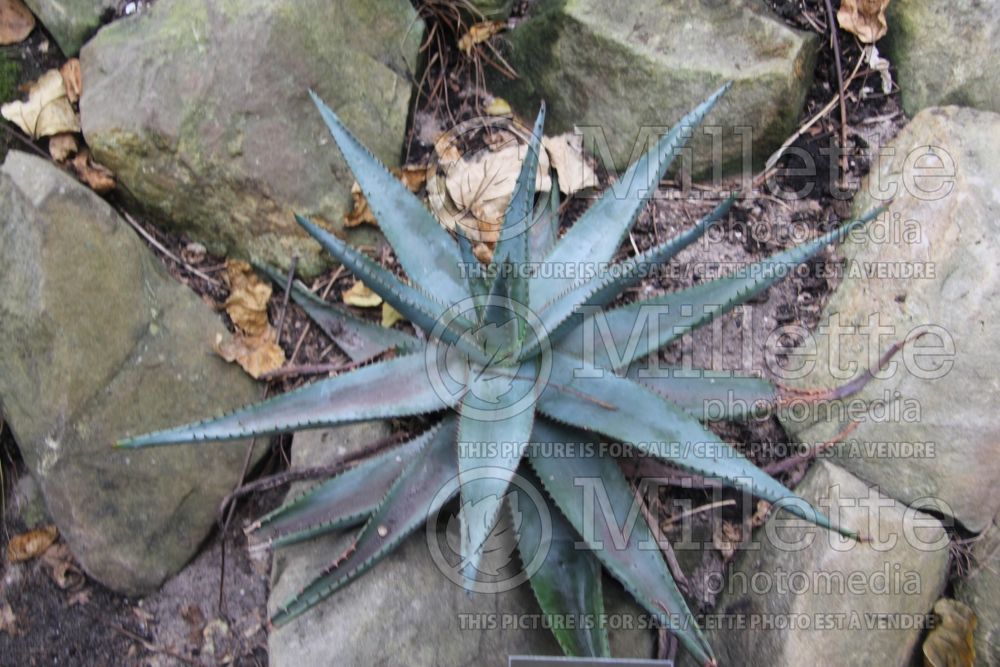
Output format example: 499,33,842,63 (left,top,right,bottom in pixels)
48,132,78,162
344,181,377,228
458,20,504,56
69,148,116,194
0,601,19,636
837,0,891,44
59,59,82,104
396,164,429,193
7,524,58,562
217,260,285,378
41,542,84,590
0,0,35,46
543,133,598,195
1,68,80,138
923,599,976,667
342,280,382,308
